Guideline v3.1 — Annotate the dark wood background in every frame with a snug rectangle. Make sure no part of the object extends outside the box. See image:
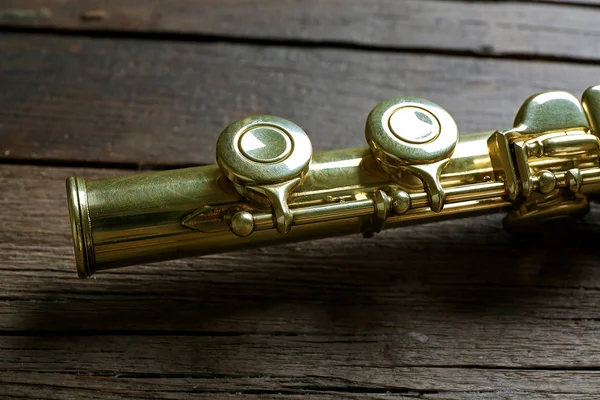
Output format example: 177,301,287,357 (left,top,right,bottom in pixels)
2,1,600,398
